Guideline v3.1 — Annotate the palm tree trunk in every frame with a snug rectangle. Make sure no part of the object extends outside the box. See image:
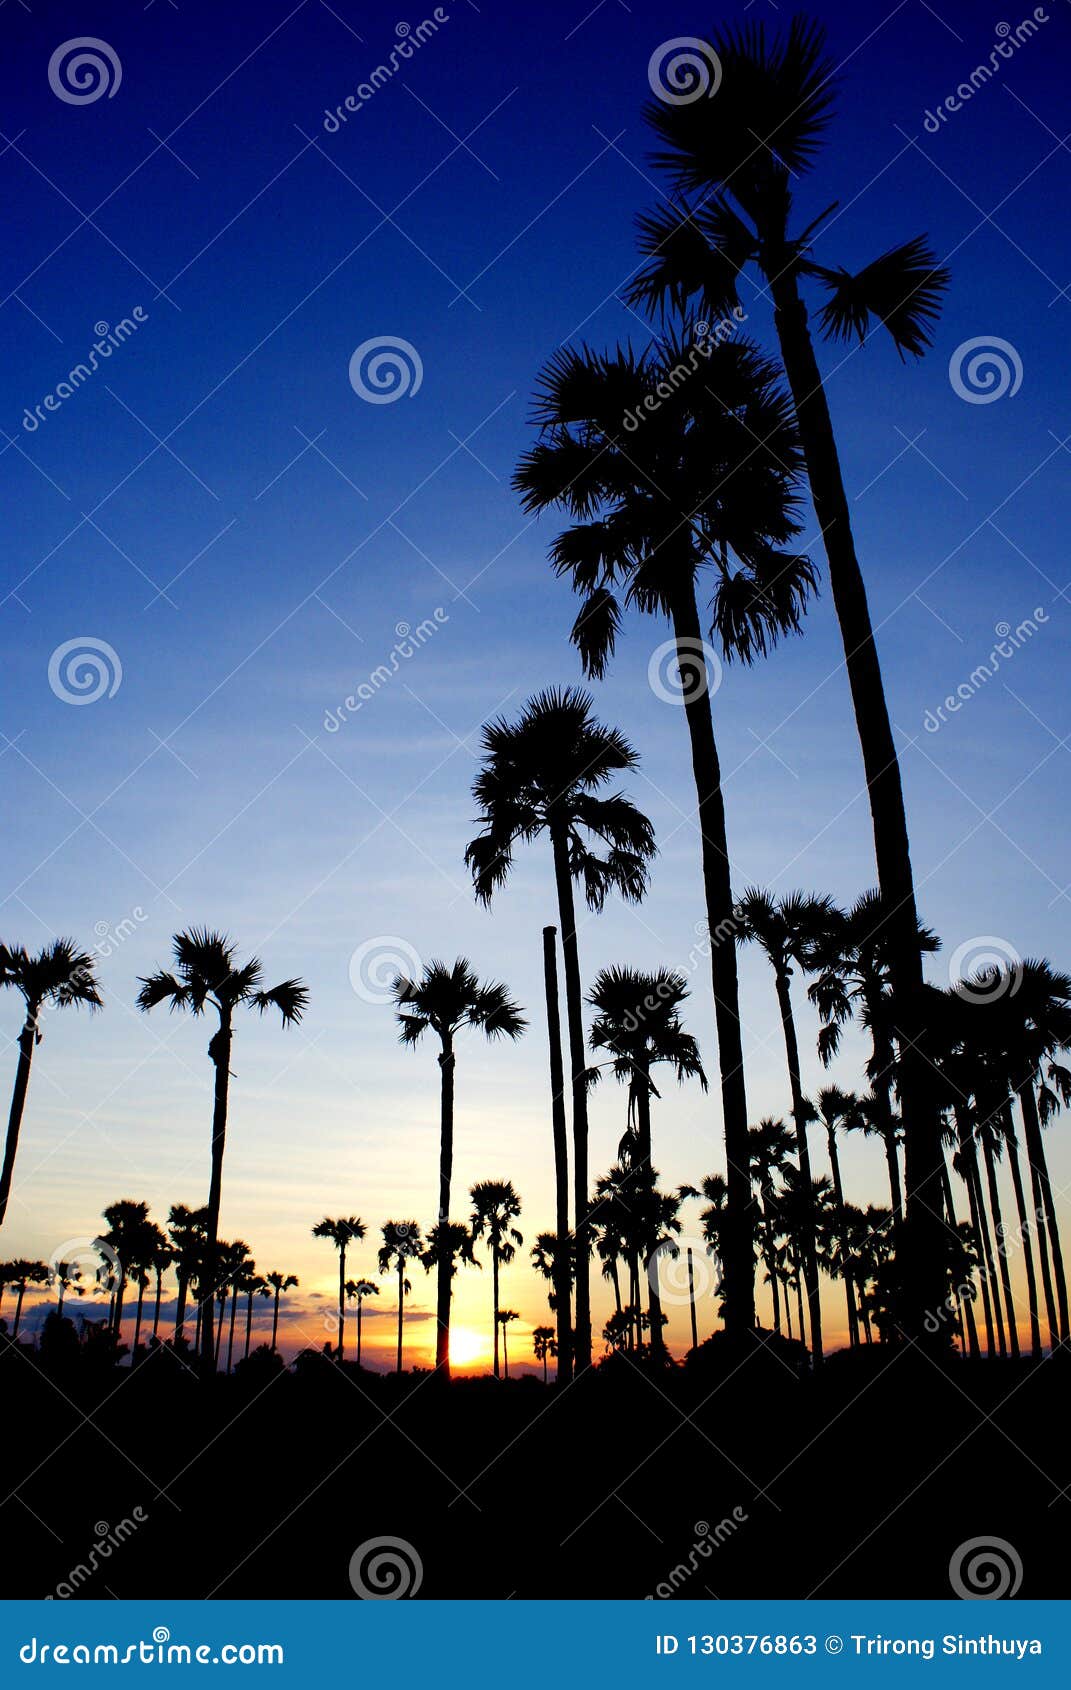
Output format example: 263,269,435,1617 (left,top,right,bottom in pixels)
113,1272,127,1343
1001,1101,1042,1358
356,1296,363,1365
687,1248,699,1351
201,1020,232,1374
1018,1079,1069,1345
671,588,753,1341
635,1085,667,1354
550,828,594,1373
0,1013,37,1229
954,1118,996,1356
940,1154,979,1359
13,1284,26,1338
609,1258,623,1315
337,1244,346,1363
152,1271,163,1344
132,1282,146,1361
770,272,946,1342
773,968,823,1363
882,1125,904,1224
174,1269,188,1344
826,1131,860,1347
492,1245,501,1379
761,1205,781,1334
541,926,573,1385
981,1137,1019,1358
502,1321,510,1379
244,1289,254,1360
396,1262,404,1373
435,1034,455,1378
271,1289,280,1352
961,1132,1004,1356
